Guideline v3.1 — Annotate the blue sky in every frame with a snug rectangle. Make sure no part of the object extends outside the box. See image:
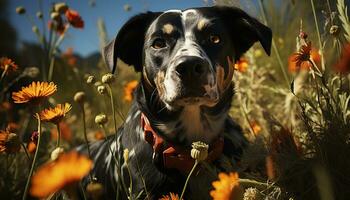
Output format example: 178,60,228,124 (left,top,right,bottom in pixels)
9,0,212,56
